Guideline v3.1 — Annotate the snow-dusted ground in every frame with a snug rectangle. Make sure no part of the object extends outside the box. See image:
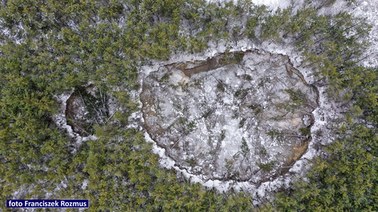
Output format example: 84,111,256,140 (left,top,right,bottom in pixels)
255,0,378,68
252,0,292,10
341,0,378,67
134,37,340,203
207,0,378,67
141,49,317,183
207,0,293,10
